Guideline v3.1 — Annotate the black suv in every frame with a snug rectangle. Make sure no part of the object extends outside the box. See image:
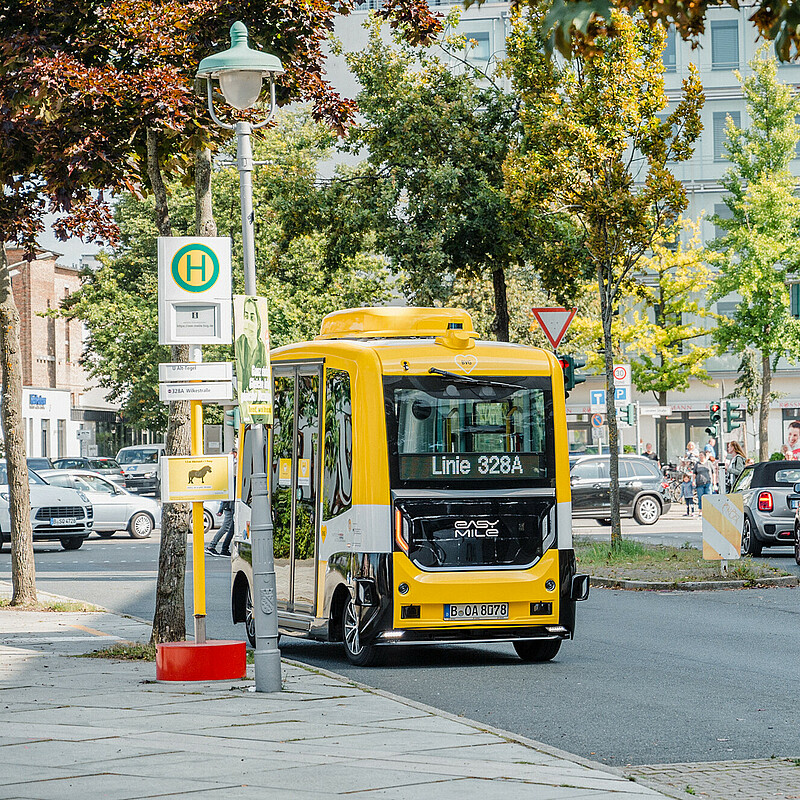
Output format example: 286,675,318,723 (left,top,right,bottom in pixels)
570,455,671,525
